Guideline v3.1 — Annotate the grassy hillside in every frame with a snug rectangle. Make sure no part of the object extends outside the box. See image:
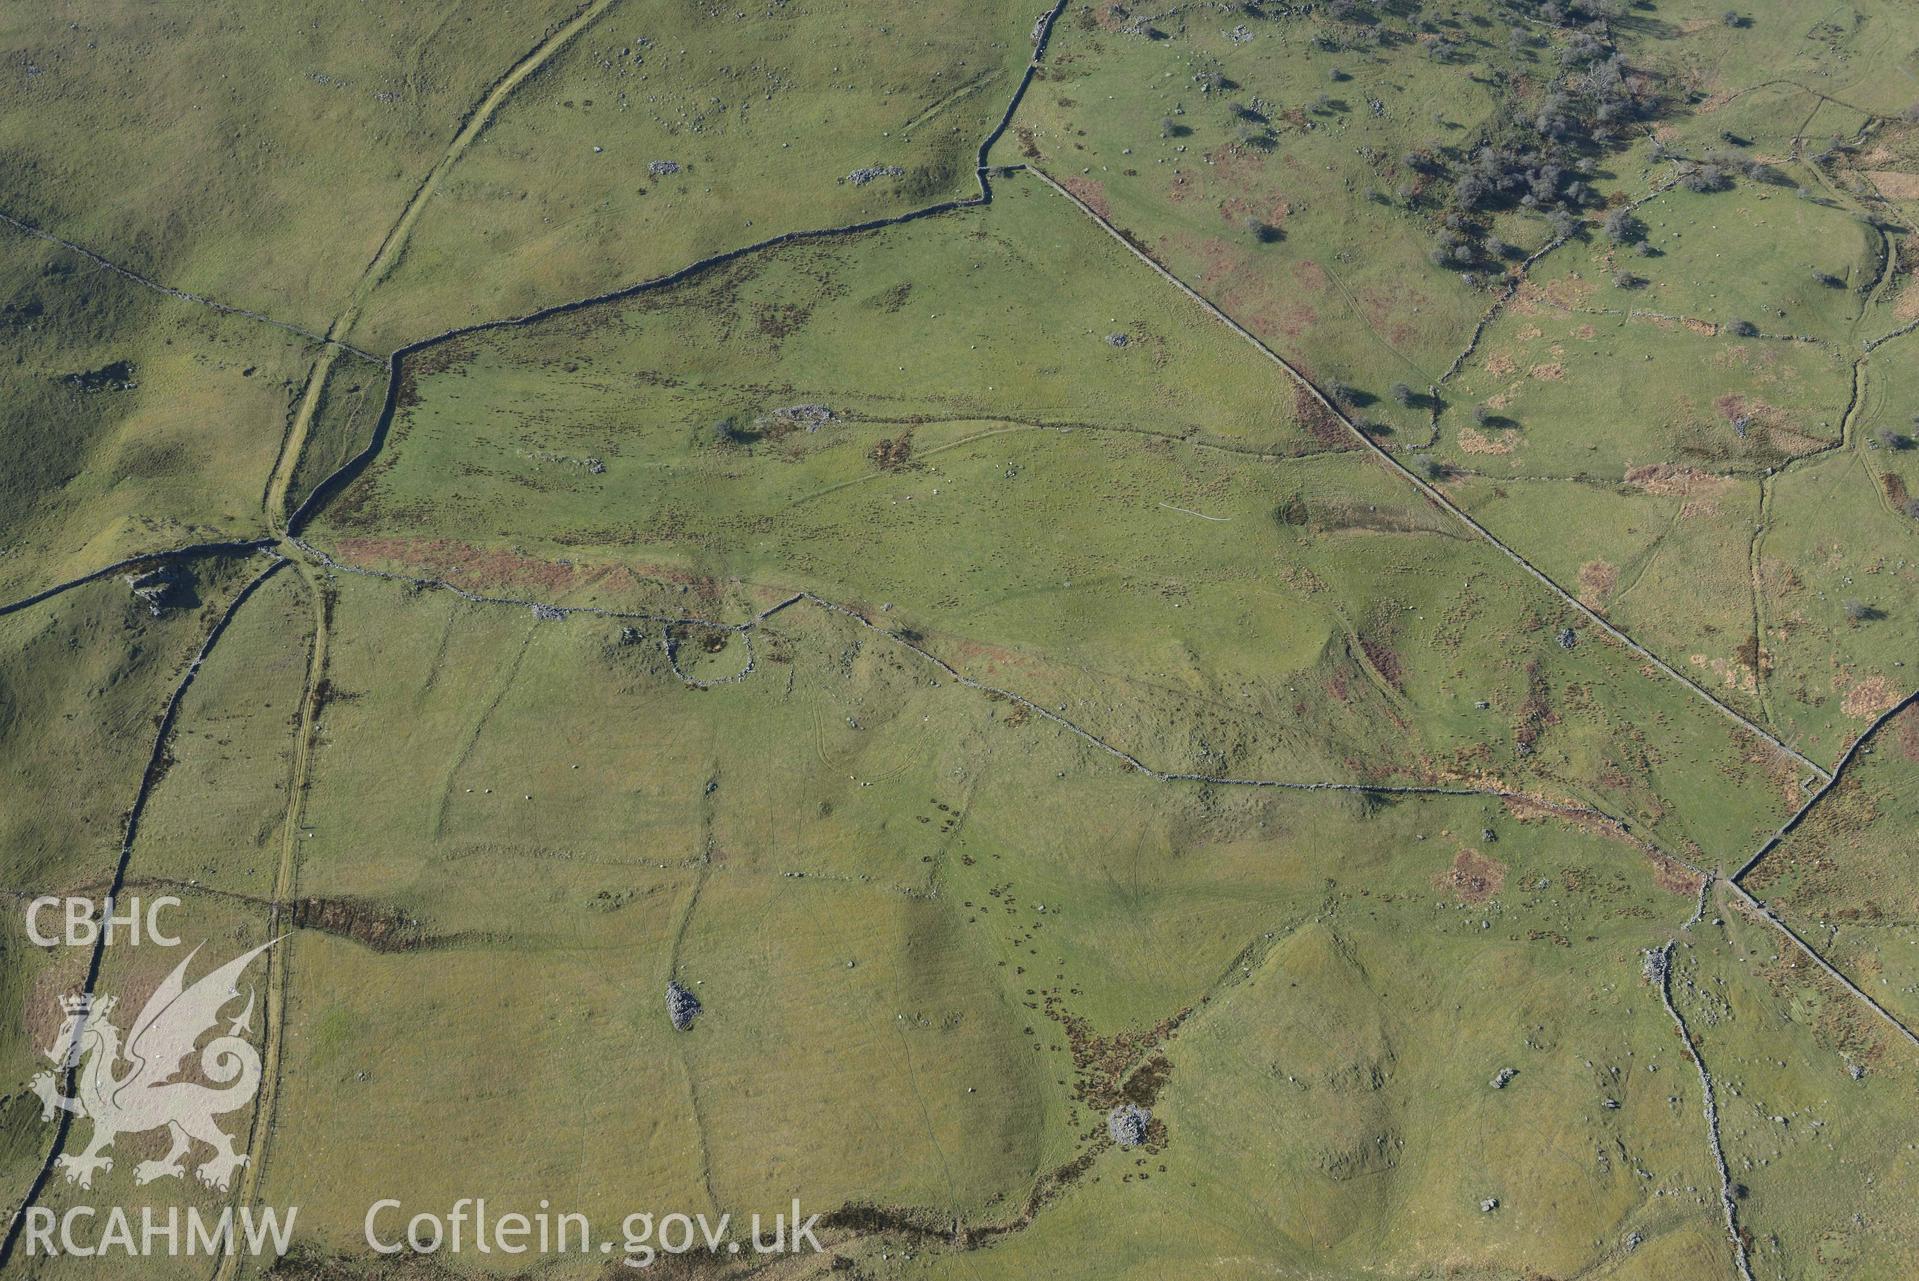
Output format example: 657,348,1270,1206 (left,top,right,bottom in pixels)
2,4,1916,1278
0,0,584,330
0,235,322,599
